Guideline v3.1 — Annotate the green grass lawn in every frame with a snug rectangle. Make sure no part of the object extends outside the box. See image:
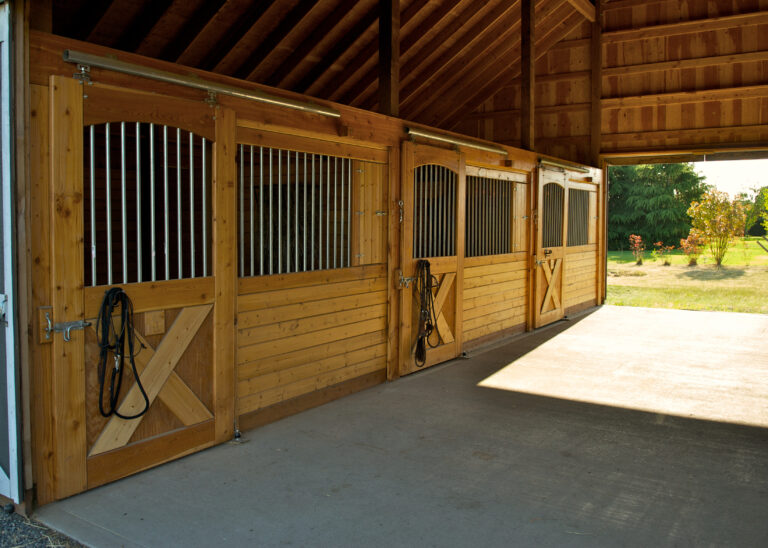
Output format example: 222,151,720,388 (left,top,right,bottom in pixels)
606,237,768,314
